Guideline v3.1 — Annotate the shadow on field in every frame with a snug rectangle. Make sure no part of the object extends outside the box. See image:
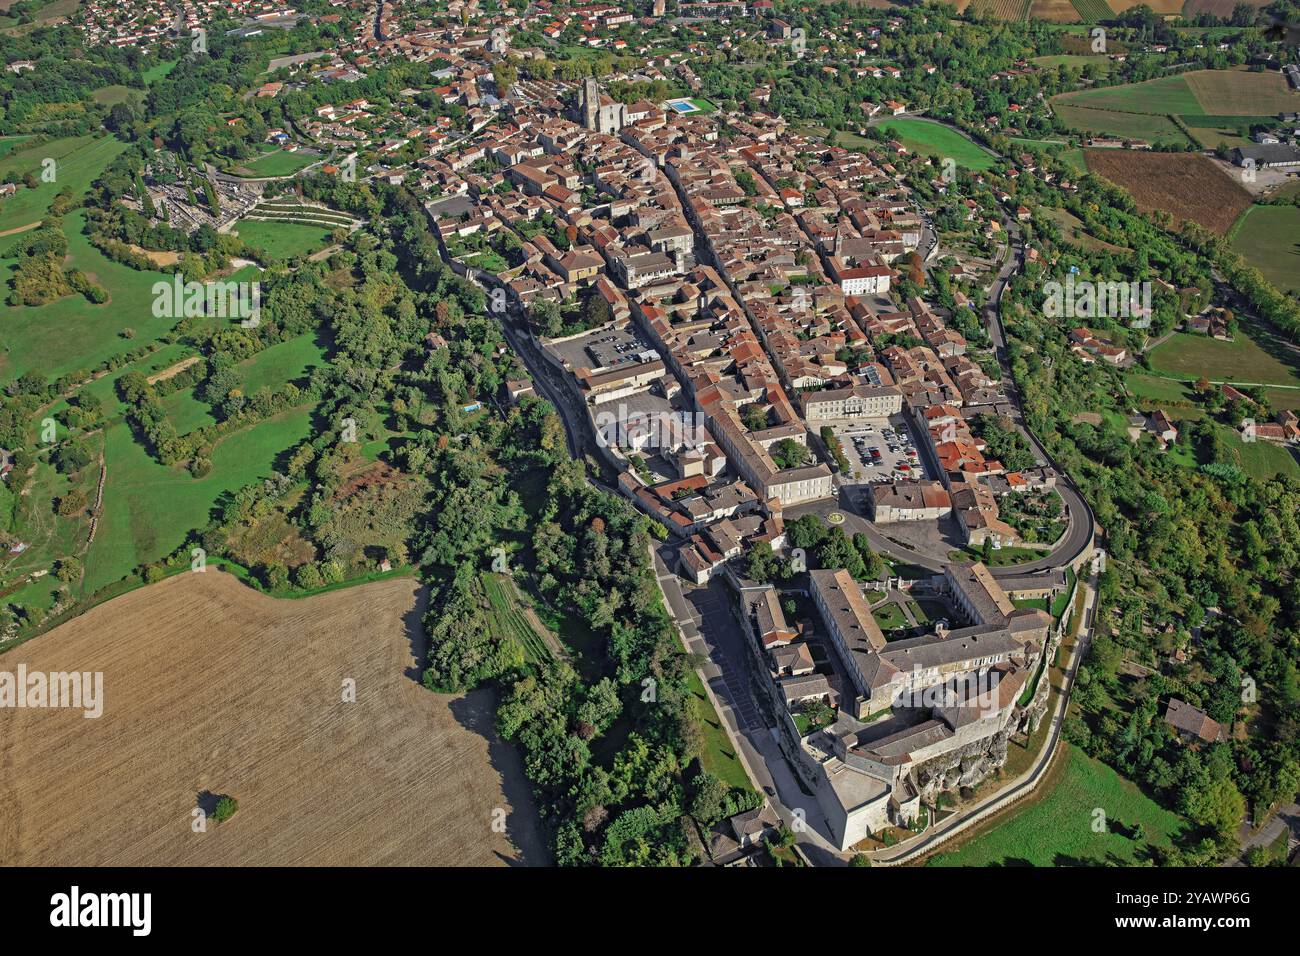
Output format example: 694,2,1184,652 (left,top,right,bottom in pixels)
401,582,431,685
450,692,549,867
